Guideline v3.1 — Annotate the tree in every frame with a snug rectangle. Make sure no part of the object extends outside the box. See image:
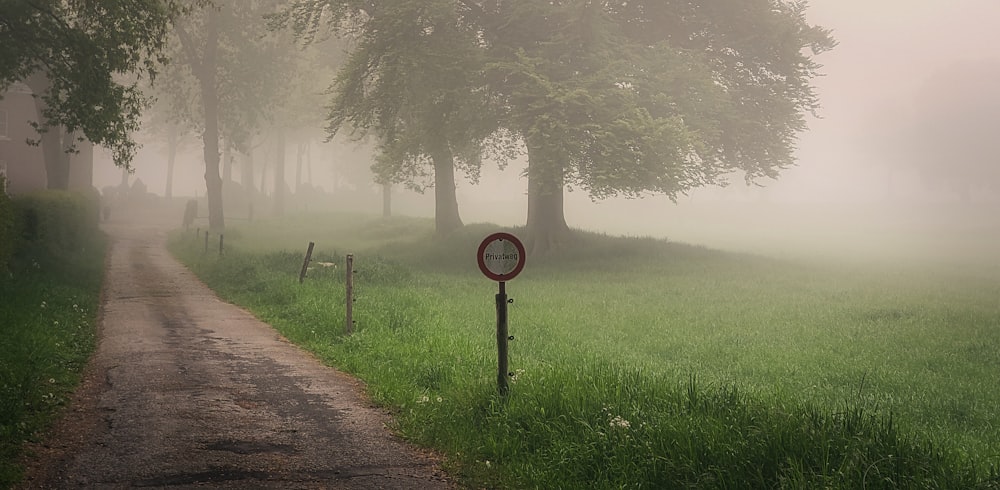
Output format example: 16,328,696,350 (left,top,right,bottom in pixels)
0,0,184,186
281,1,832,253
465,0,834,254
277,0,507,236
170,0,302,230
174,5,224,231
140,71,196,200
